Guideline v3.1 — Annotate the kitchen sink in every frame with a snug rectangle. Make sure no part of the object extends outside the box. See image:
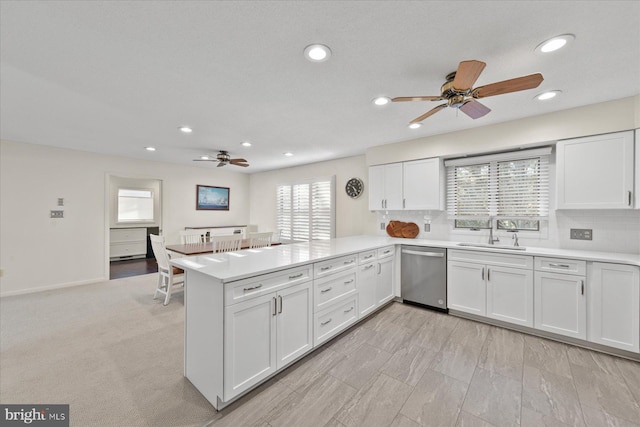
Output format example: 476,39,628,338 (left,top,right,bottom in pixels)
456,242,526,251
